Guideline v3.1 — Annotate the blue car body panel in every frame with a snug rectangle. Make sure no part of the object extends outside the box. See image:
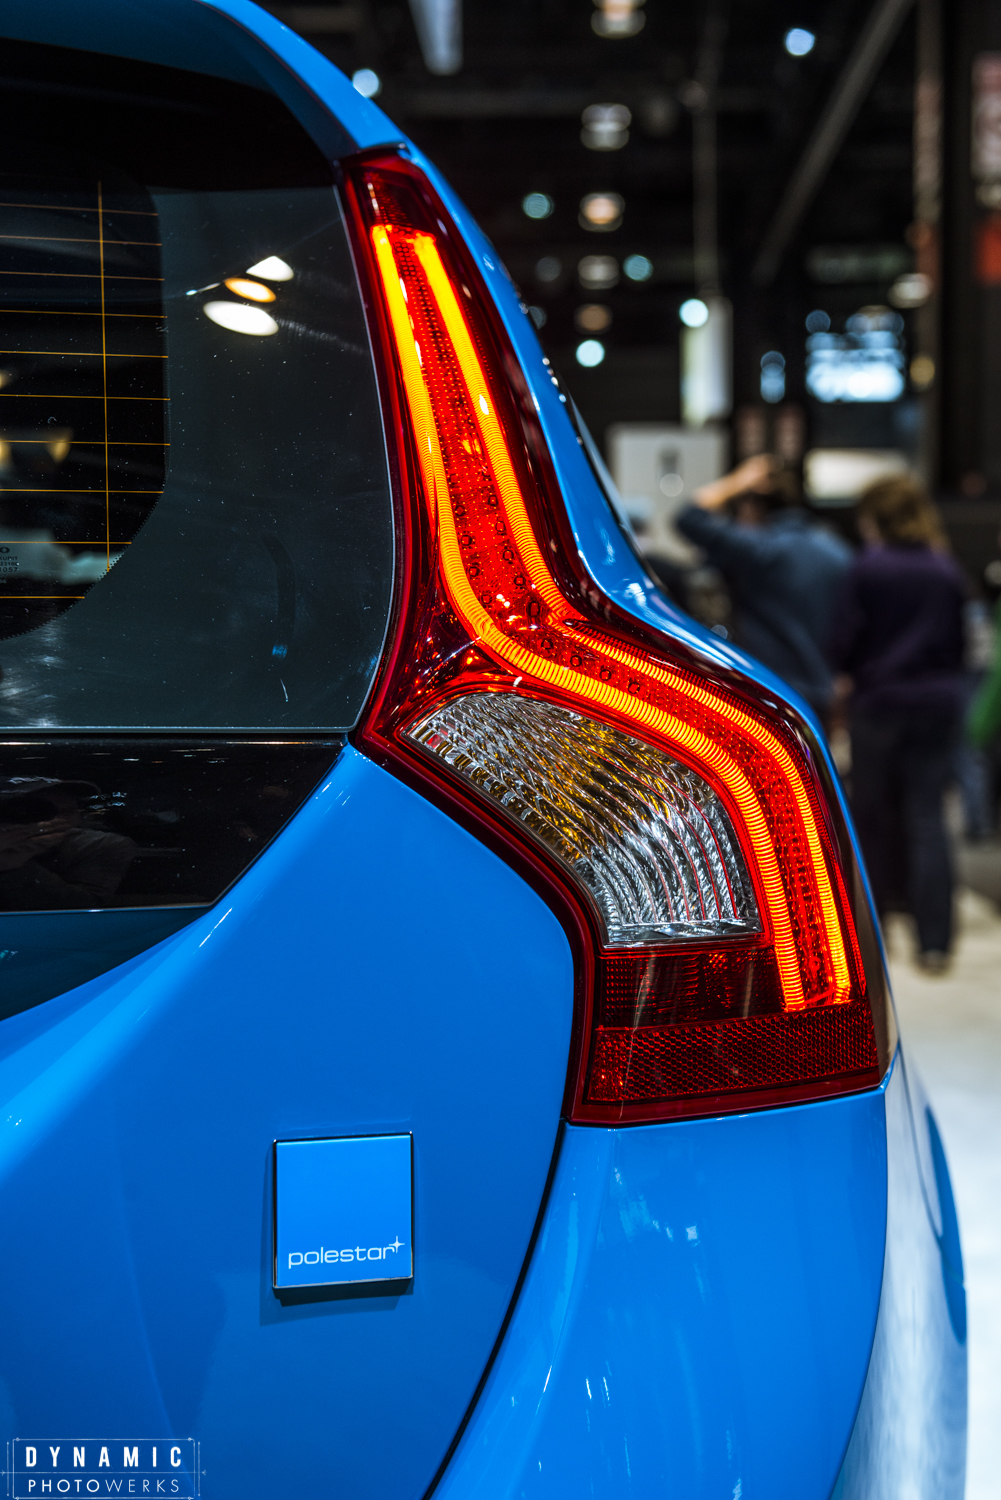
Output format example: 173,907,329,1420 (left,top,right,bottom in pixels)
435,1074,888,1500
0,5,966,1497
0,749,574,1500
829,1050,967,1500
